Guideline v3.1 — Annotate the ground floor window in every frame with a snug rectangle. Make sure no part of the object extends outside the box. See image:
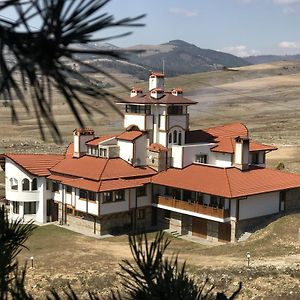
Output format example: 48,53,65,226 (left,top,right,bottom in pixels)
12,201,19,214
24,202,36,214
